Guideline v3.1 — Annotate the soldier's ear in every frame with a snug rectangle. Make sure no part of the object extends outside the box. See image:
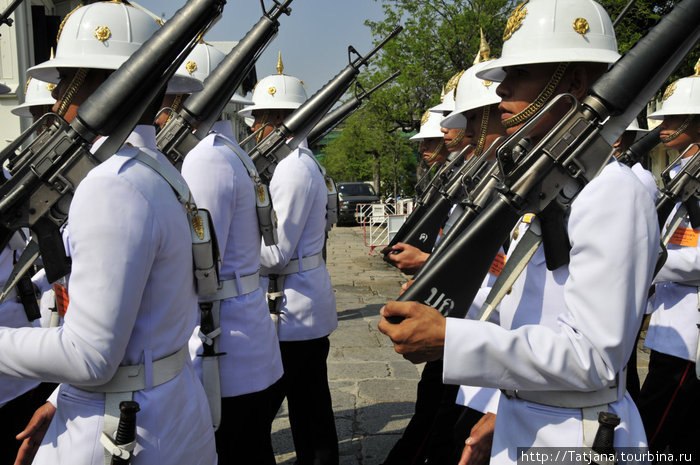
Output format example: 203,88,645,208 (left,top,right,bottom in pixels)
567,65,590,100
